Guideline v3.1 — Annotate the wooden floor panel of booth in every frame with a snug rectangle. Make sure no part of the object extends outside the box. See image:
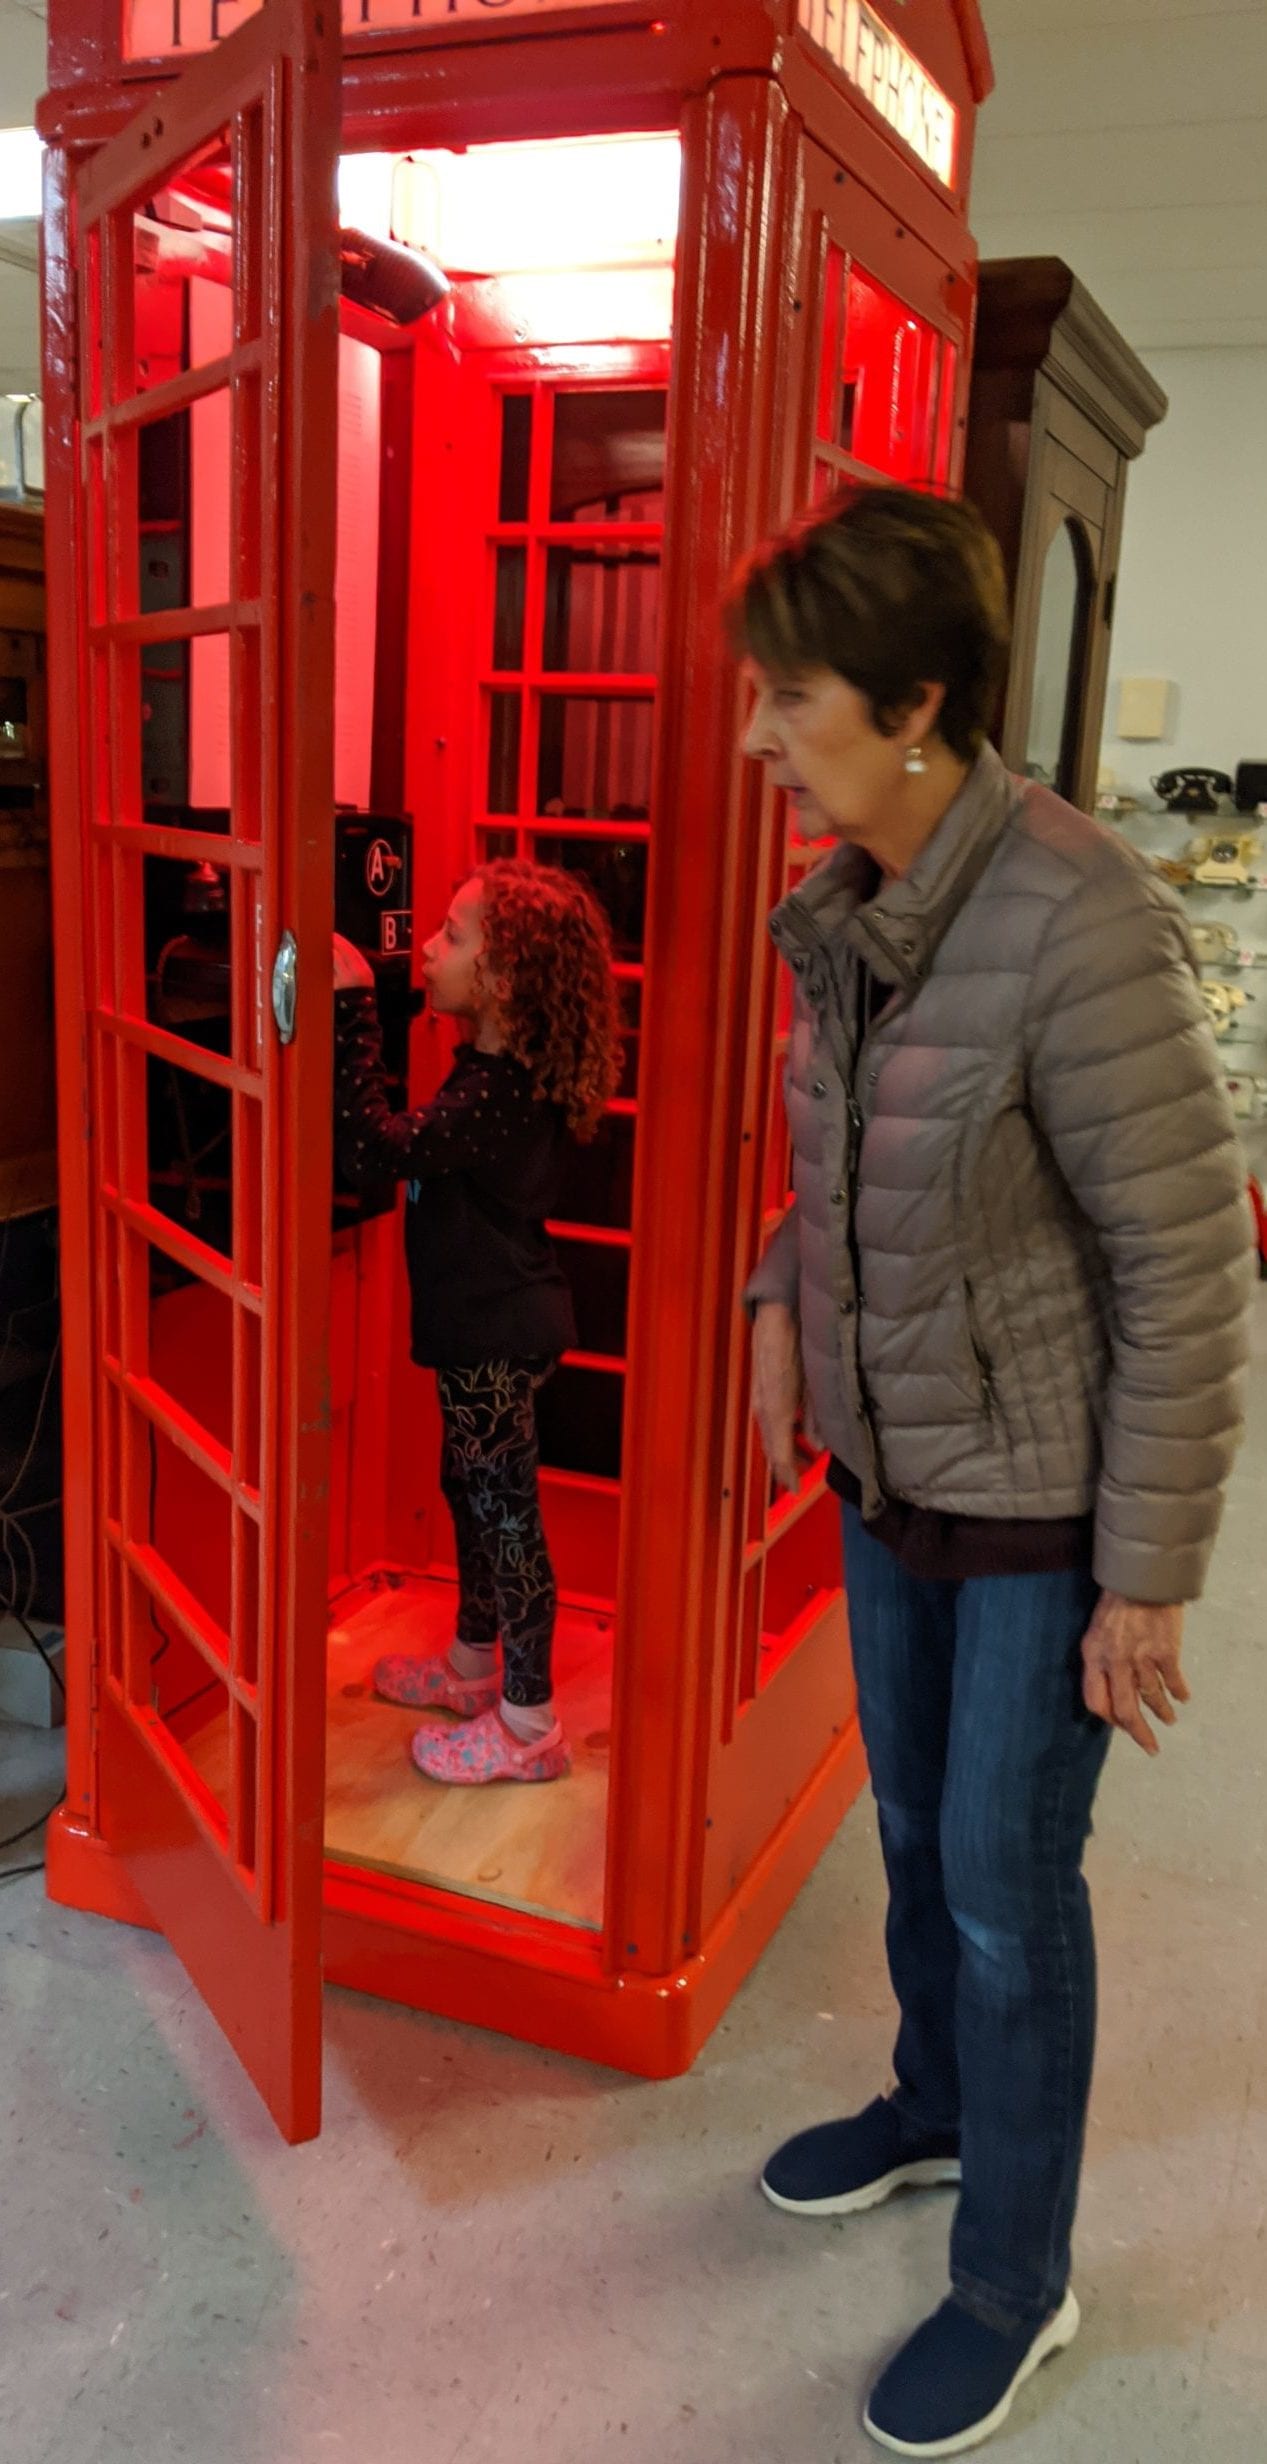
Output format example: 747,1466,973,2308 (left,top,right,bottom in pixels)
324,1579,613,1928
186,1575,612,1930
